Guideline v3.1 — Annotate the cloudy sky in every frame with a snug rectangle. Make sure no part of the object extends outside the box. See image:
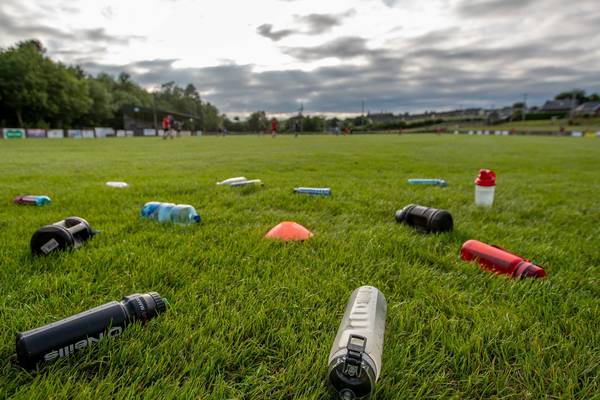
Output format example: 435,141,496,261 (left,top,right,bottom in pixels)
1,0,599,115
